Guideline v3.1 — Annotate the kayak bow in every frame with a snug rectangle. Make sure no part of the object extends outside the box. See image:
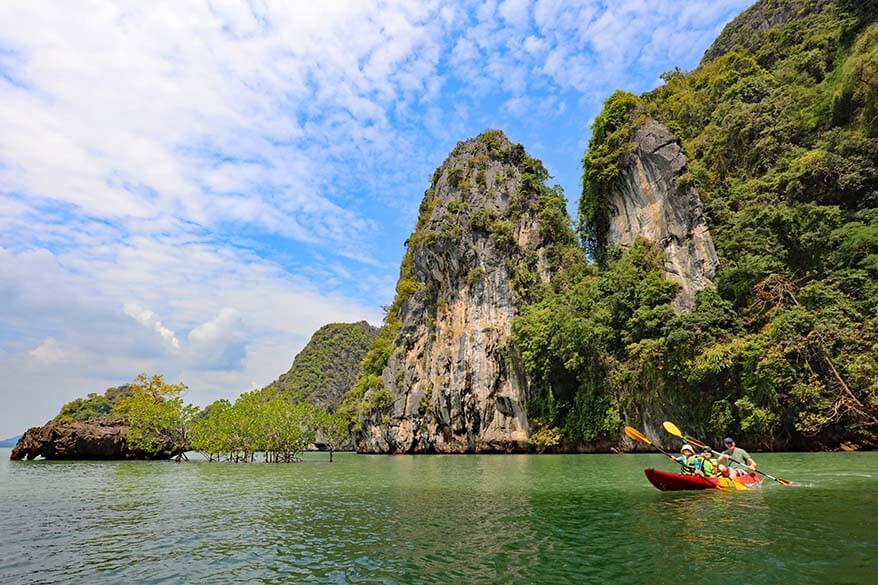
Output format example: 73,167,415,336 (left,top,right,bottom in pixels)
644,468,761,491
